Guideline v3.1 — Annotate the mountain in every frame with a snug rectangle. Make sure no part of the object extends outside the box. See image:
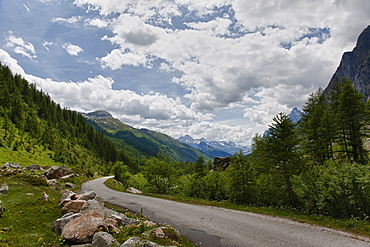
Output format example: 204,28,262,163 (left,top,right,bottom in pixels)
289,107,303,123
84,111,211,162
324,25,370,98
178,135,250,157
